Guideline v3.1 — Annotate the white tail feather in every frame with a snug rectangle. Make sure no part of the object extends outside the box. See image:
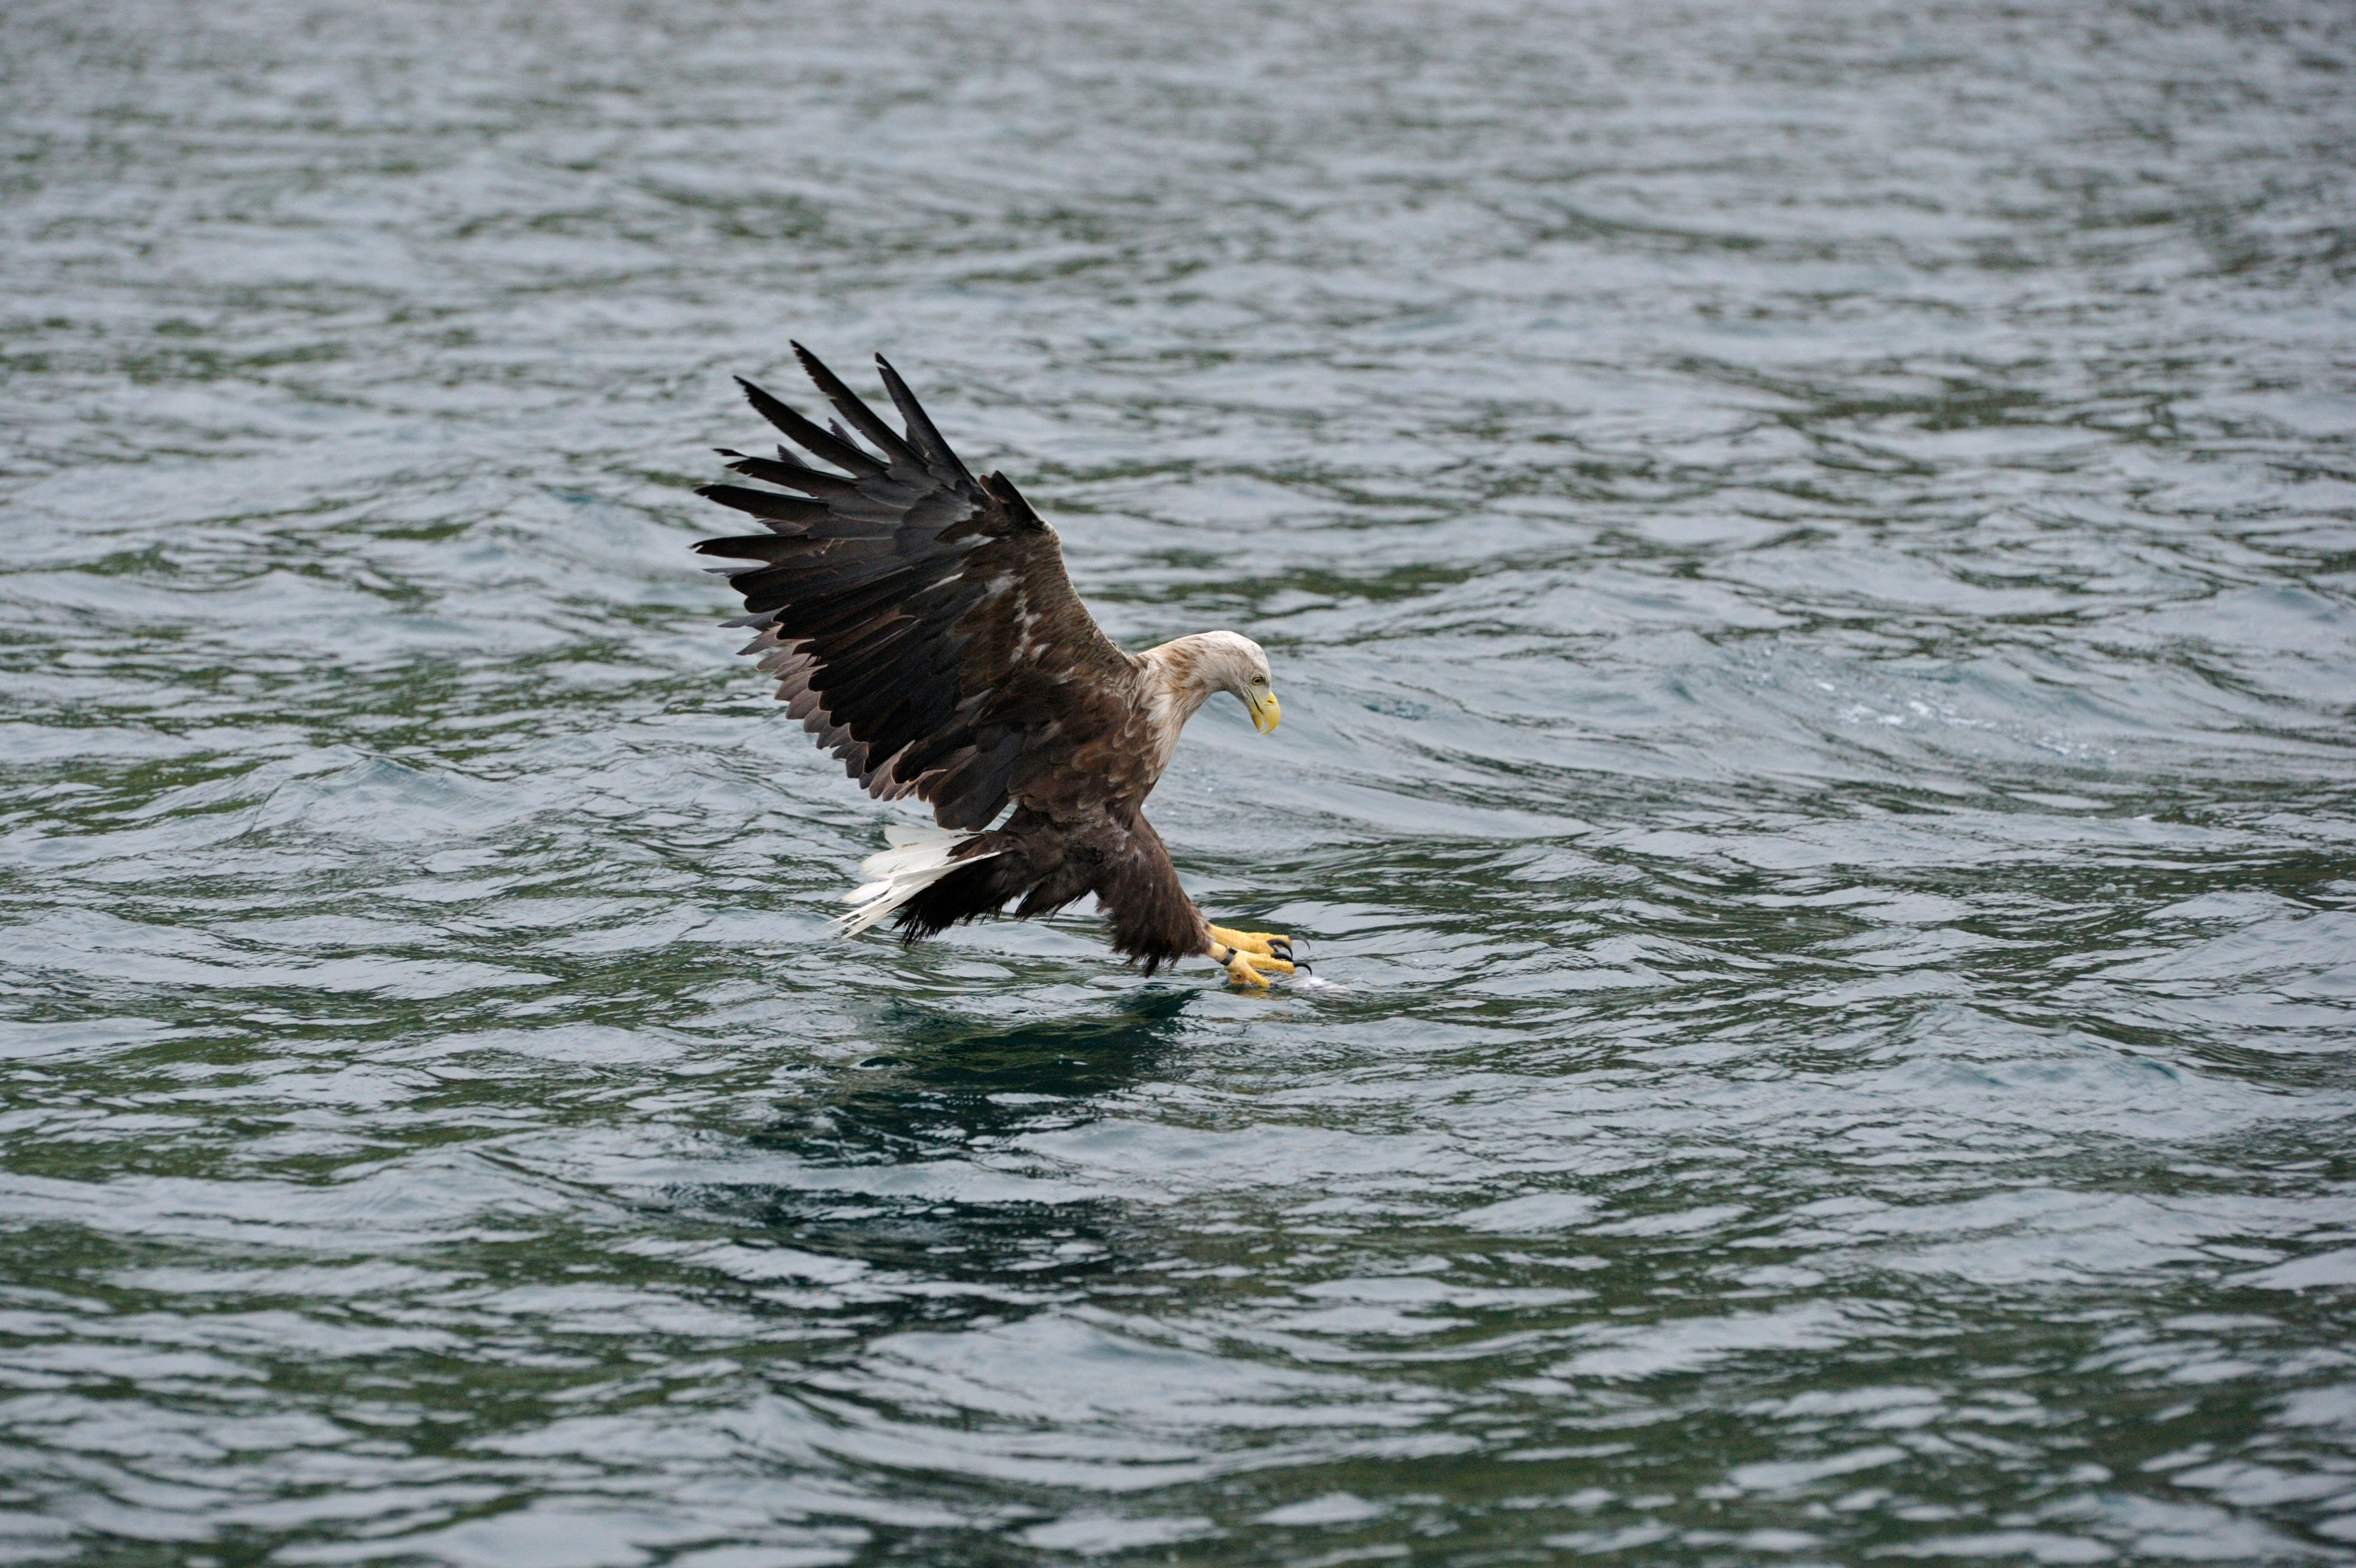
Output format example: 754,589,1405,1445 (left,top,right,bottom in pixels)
835,829,998,938
858,843,957,881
